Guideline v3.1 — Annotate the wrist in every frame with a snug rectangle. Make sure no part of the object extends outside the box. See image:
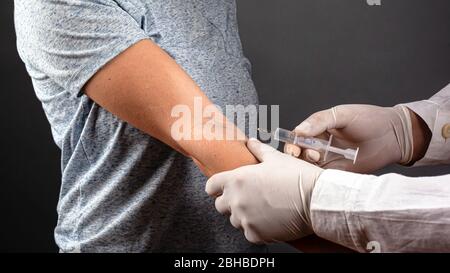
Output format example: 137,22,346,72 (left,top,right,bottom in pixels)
298,165,323,231
407,107,432,164
392,105,414,165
